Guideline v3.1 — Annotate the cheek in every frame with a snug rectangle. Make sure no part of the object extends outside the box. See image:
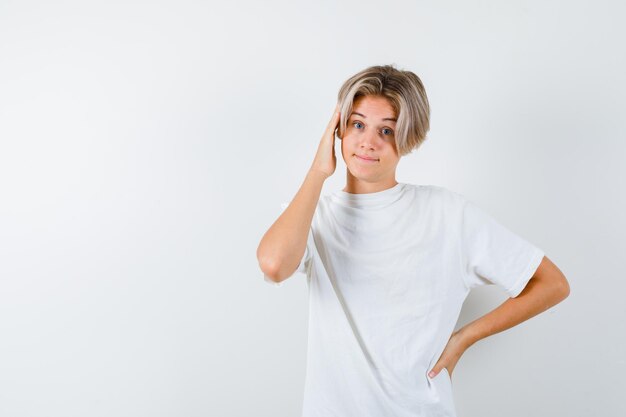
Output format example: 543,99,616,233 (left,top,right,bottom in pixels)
342,134,357,147
341,143,355,163
342,143,351,160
